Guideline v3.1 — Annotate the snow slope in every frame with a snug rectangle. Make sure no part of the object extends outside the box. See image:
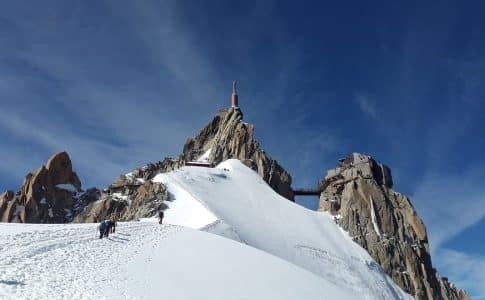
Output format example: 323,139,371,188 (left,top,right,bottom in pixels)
0,222,354,300
1,159,412,299
153,159,412,300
